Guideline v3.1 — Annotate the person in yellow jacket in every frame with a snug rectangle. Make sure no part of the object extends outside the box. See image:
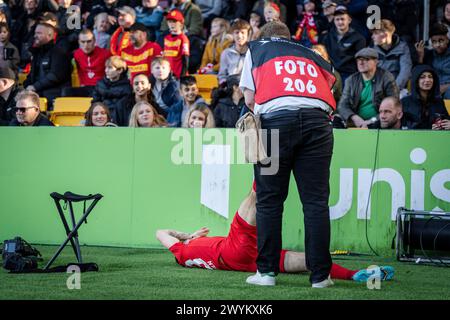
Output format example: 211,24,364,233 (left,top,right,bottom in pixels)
199,18,232,74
